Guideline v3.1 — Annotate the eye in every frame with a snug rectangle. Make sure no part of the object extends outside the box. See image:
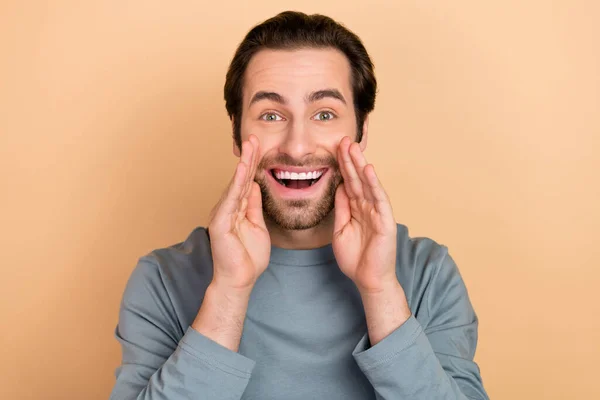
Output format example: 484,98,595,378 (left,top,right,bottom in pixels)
313,111,336,121
260,112,284,122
